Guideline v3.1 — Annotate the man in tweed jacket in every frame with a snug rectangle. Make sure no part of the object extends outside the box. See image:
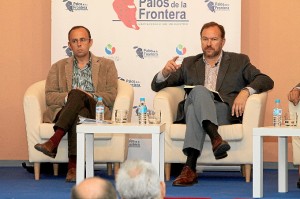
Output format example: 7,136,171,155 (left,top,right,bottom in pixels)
35,26,118,182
